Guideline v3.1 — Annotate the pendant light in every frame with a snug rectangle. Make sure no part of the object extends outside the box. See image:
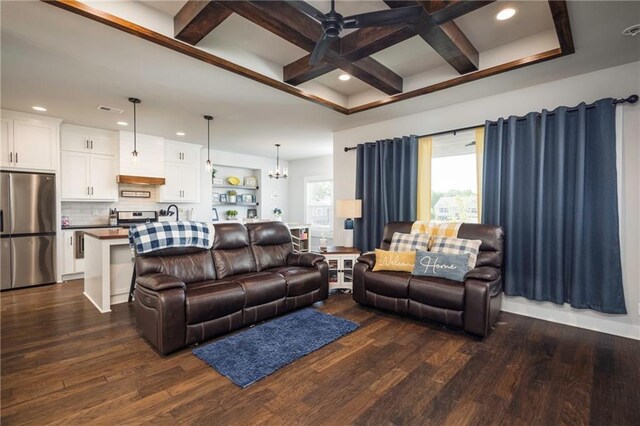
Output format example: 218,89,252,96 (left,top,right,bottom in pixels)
204,115,213,172
128,97,141,165
268,144,288,179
